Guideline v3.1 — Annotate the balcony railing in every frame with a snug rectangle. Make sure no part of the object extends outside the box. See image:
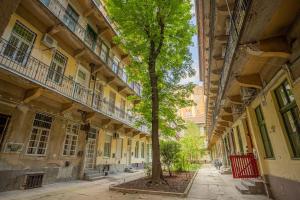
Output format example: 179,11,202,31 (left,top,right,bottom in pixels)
210,0,251,136
39,0,141,96
0,38,148,134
